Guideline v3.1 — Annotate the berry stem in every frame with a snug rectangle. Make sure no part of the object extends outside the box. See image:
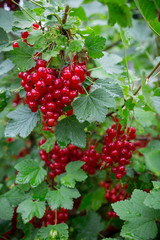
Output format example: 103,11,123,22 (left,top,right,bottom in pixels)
29,0,44,8
55,209,57,225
